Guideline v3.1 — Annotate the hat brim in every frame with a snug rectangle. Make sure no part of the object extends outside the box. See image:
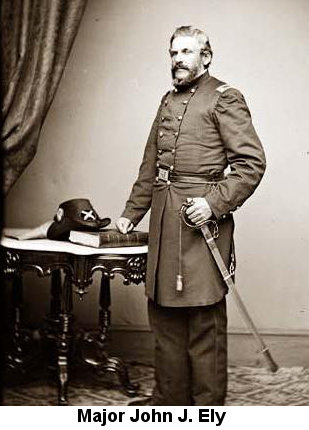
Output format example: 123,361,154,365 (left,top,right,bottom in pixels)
98,217,112,229
47,217,111,241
